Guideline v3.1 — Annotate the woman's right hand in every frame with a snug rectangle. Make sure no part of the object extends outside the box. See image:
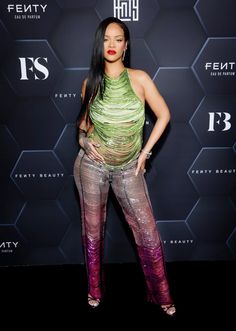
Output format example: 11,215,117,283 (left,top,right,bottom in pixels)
79,136,105,164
